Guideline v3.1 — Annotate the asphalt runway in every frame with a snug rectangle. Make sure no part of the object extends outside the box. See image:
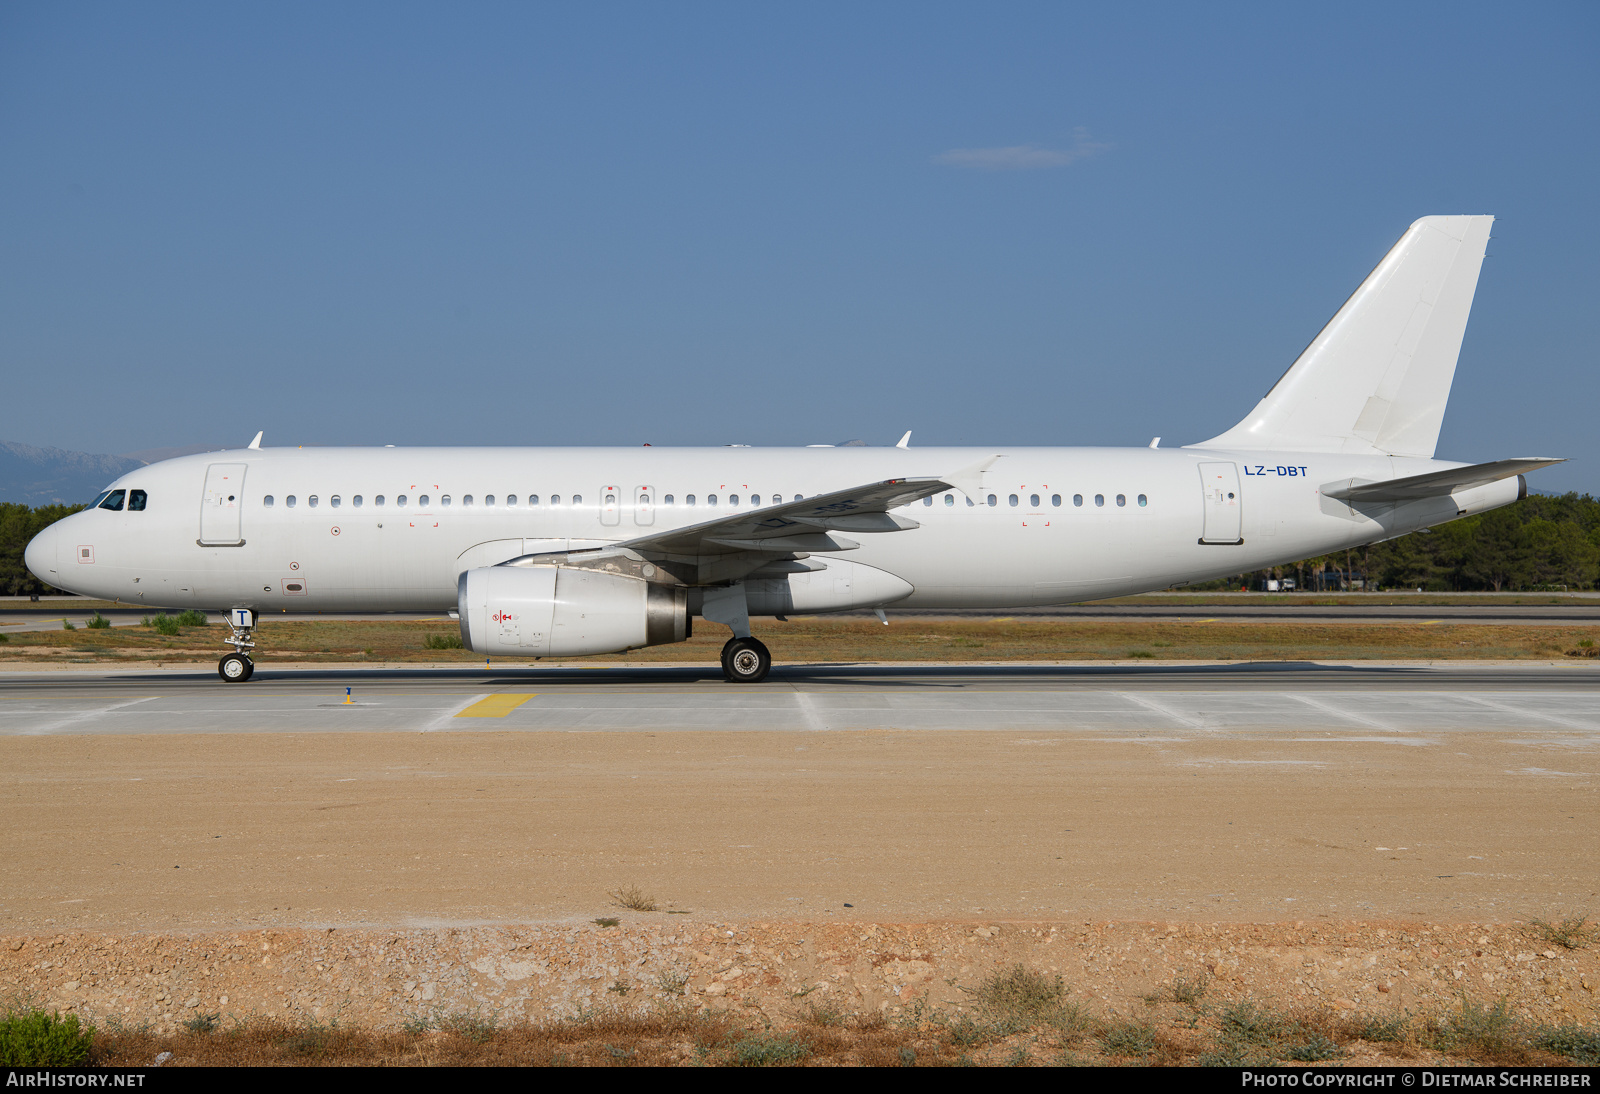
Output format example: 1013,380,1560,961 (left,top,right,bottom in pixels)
3,661,1598,737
